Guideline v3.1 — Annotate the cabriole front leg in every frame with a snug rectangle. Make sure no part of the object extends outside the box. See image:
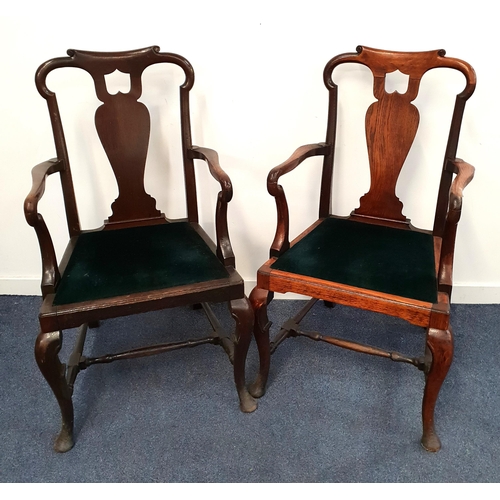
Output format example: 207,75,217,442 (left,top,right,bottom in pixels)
35,330,74,453
229,297,257,413
421,327,453,452
248,287,272,398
